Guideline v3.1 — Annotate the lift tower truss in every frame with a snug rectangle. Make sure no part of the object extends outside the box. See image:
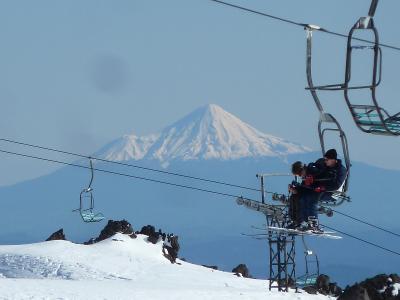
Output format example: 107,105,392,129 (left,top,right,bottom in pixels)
237,173,296,292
